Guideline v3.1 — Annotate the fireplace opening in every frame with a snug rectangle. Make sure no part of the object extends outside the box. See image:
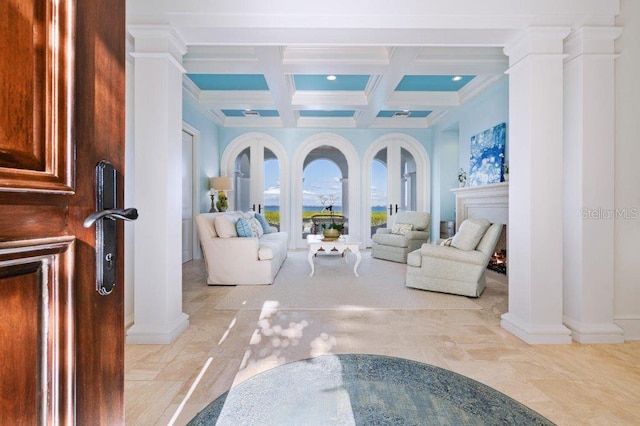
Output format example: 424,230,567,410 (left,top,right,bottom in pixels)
487,225,507,275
